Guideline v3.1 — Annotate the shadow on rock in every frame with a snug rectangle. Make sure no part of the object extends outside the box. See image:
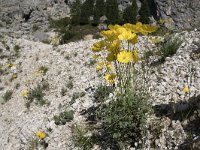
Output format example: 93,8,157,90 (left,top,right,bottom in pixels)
153,94,200,121
80,104,120,150
154,94,200,150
